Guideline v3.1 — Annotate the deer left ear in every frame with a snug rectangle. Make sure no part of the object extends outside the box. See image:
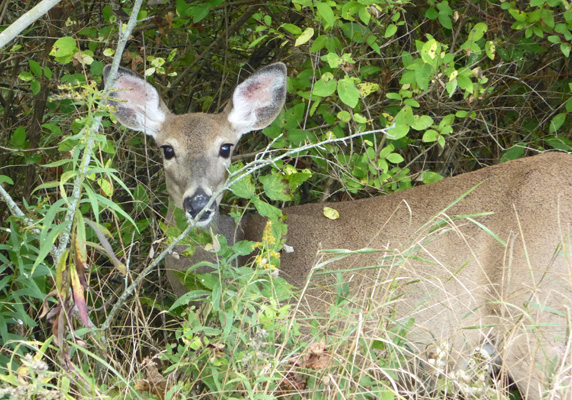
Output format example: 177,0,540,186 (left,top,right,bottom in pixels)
103,65,169,139
226,63,287,136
